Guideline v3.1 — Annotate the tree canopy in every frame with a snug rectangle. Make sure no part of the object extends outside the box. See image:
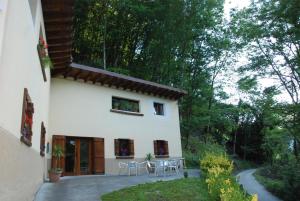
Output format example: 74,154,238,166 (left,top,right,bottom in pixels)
72,2,300,191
